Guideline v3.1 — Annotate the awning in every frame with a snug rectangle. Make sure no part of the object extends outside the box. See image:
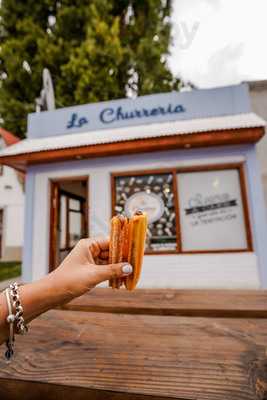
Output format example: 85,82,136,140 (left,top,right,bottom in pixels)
0,112,265,171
